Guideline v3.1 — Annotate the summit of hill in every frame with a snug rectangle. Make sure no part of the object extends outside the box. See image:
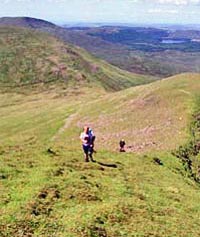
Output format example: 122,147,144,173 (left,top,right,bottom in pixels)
0,17,57,29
